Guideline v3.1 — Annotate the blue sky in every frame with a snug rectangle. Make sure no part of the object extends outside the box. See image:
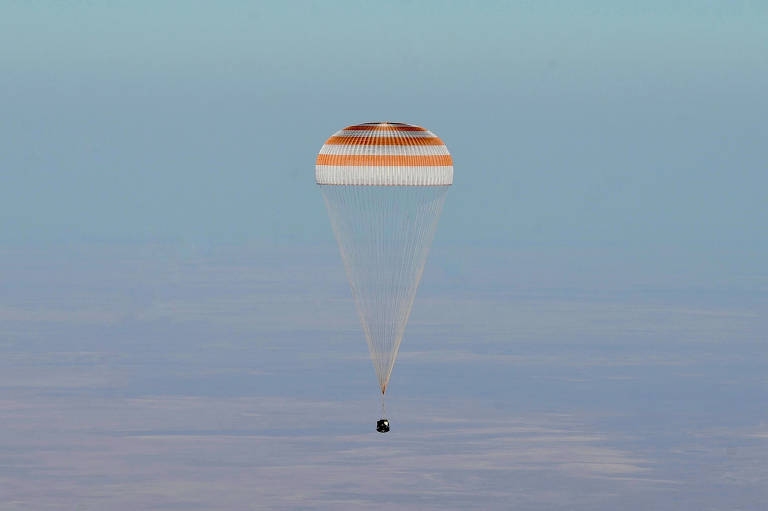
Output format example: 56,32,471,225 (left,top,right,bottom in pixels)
1,1,767,509
2,1,766,252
